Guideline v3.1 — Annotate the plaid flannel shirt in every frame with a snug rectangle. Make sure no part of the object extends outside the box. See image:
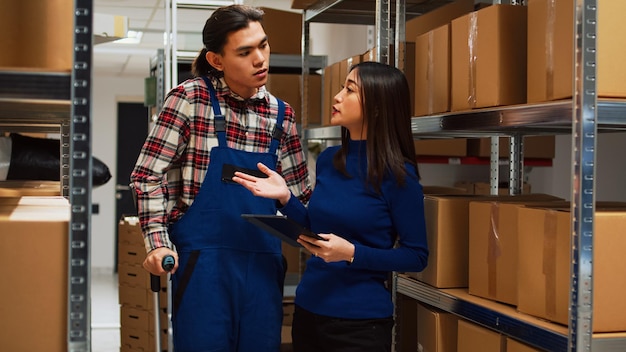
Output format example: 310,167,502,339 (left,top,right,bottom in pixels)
130,75,312,252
